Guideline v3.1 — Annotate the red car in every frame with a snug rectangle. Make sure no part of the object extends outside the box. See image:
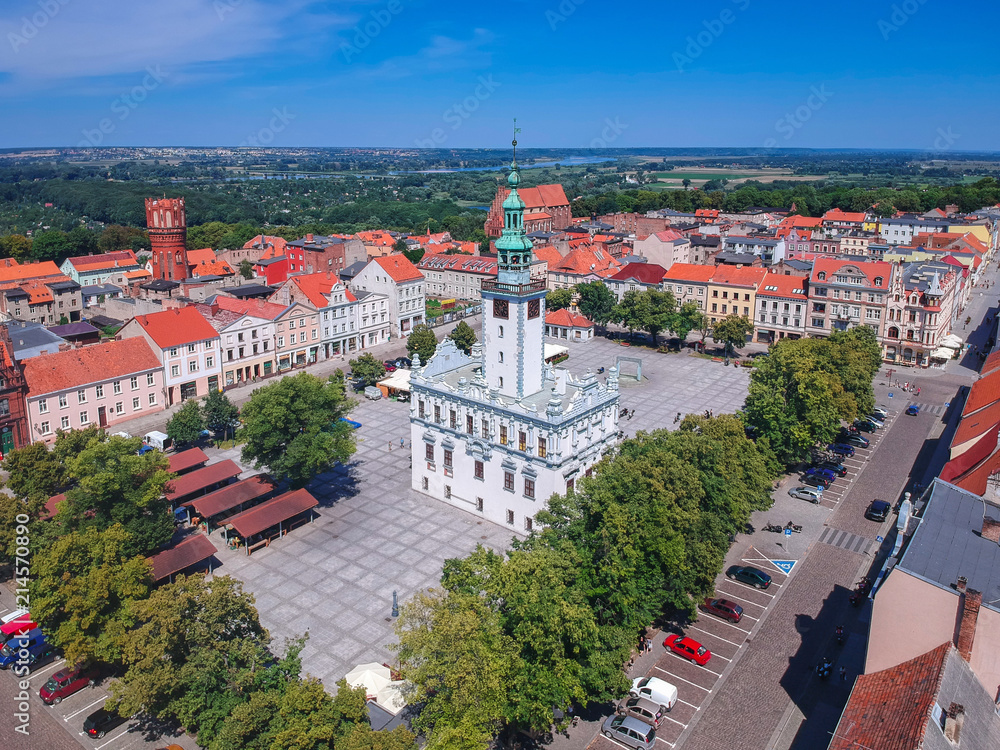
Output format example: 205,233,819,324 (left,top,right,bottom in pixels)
663,634,712,666
39,664,101,704
699,597,743,624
